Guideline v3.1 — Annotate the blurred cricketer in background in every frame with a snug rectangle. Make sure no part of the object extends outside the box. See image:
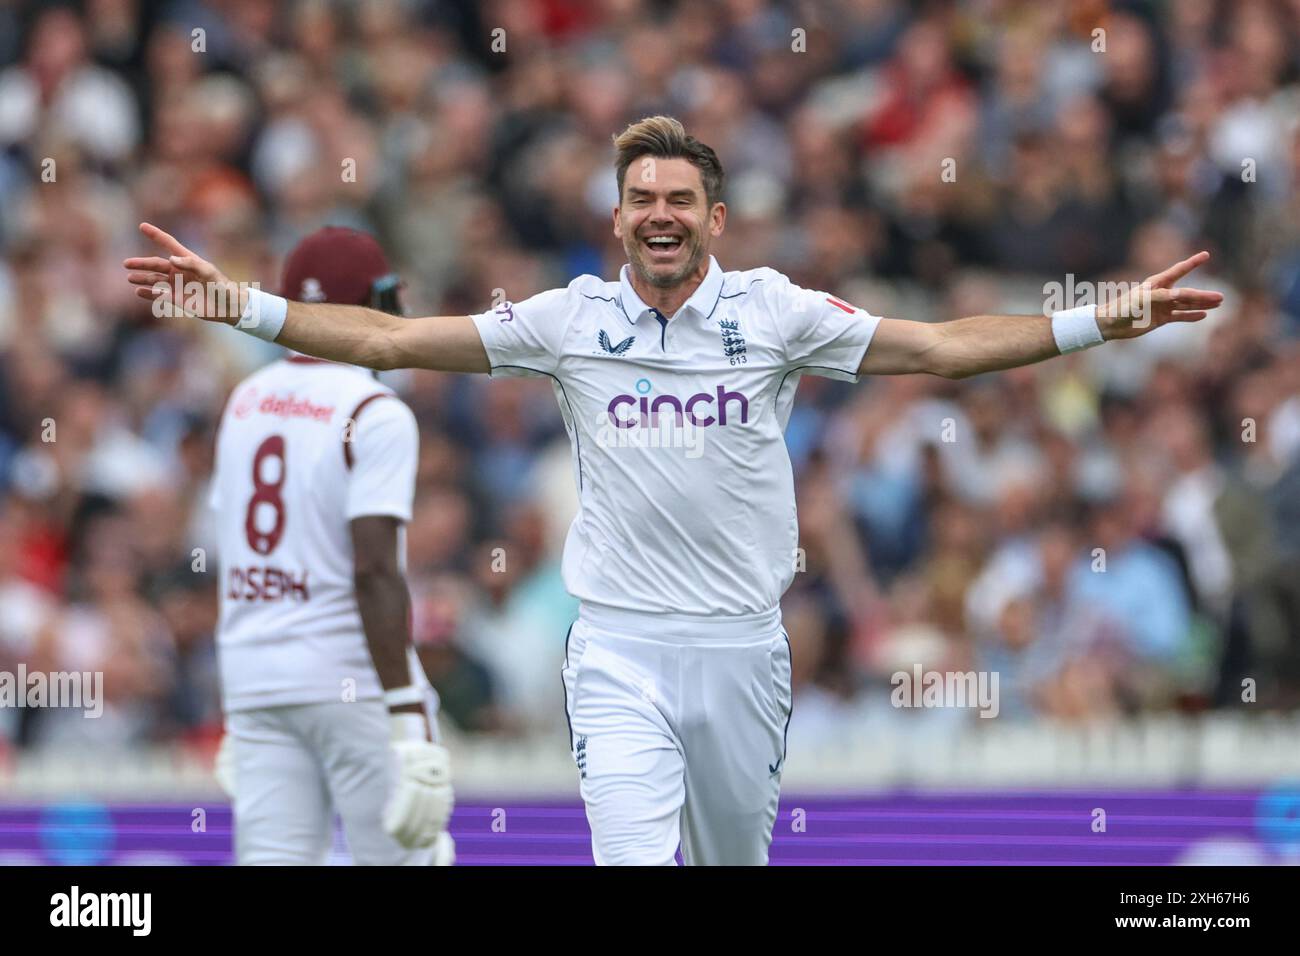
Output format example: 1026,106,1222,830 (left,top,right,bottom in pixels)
126,116,1223,865
207,227,453,865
